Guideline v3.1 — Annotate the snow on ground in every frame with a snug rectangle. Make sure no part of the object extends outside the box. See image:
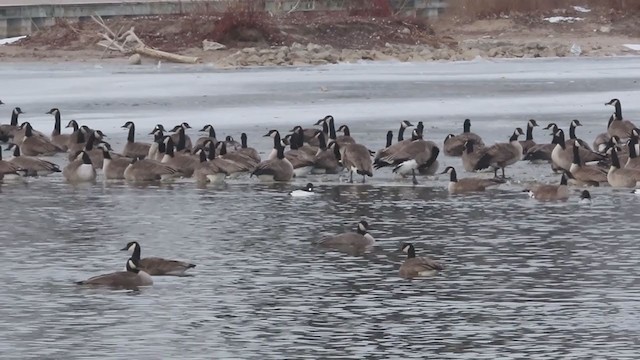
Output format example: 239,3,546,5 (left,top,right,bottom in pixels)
0,36,26,45
544,16,583,23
